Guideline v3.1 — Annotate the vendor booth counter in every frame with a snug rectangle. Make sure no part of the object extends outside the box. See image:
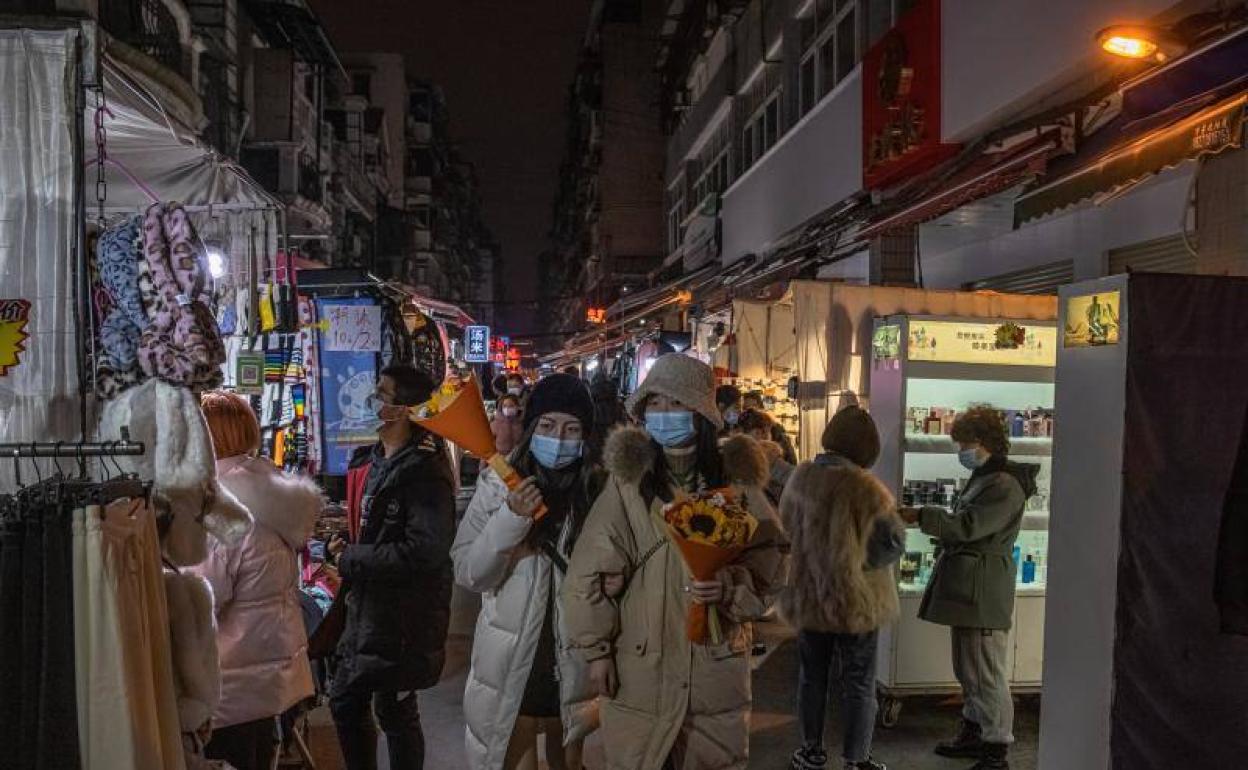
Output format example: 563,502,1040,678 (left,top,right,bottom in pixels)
869,315,1056,724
